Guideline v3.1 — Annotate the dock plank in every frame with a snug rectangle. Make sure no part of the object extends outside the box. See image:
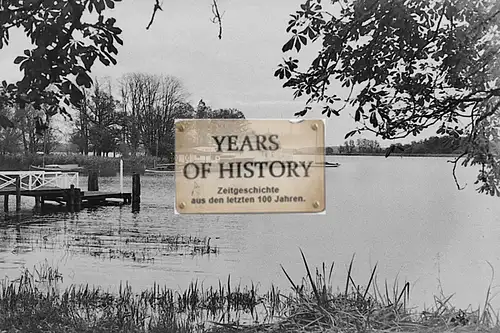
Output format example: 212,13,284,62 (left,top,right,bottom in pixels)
0,187,66,196
82,191,131,200
0,187,132,206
